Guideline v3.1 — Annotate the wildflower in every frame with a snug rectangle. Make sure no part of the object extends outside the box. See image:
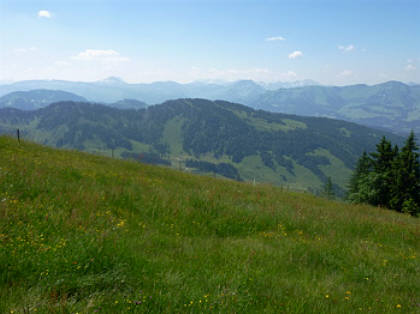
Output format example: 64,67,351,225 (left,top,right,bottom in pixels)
344,296,350,300
325,294,330,299
115,300,119,304
396,304,402,309
345,291,351,295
